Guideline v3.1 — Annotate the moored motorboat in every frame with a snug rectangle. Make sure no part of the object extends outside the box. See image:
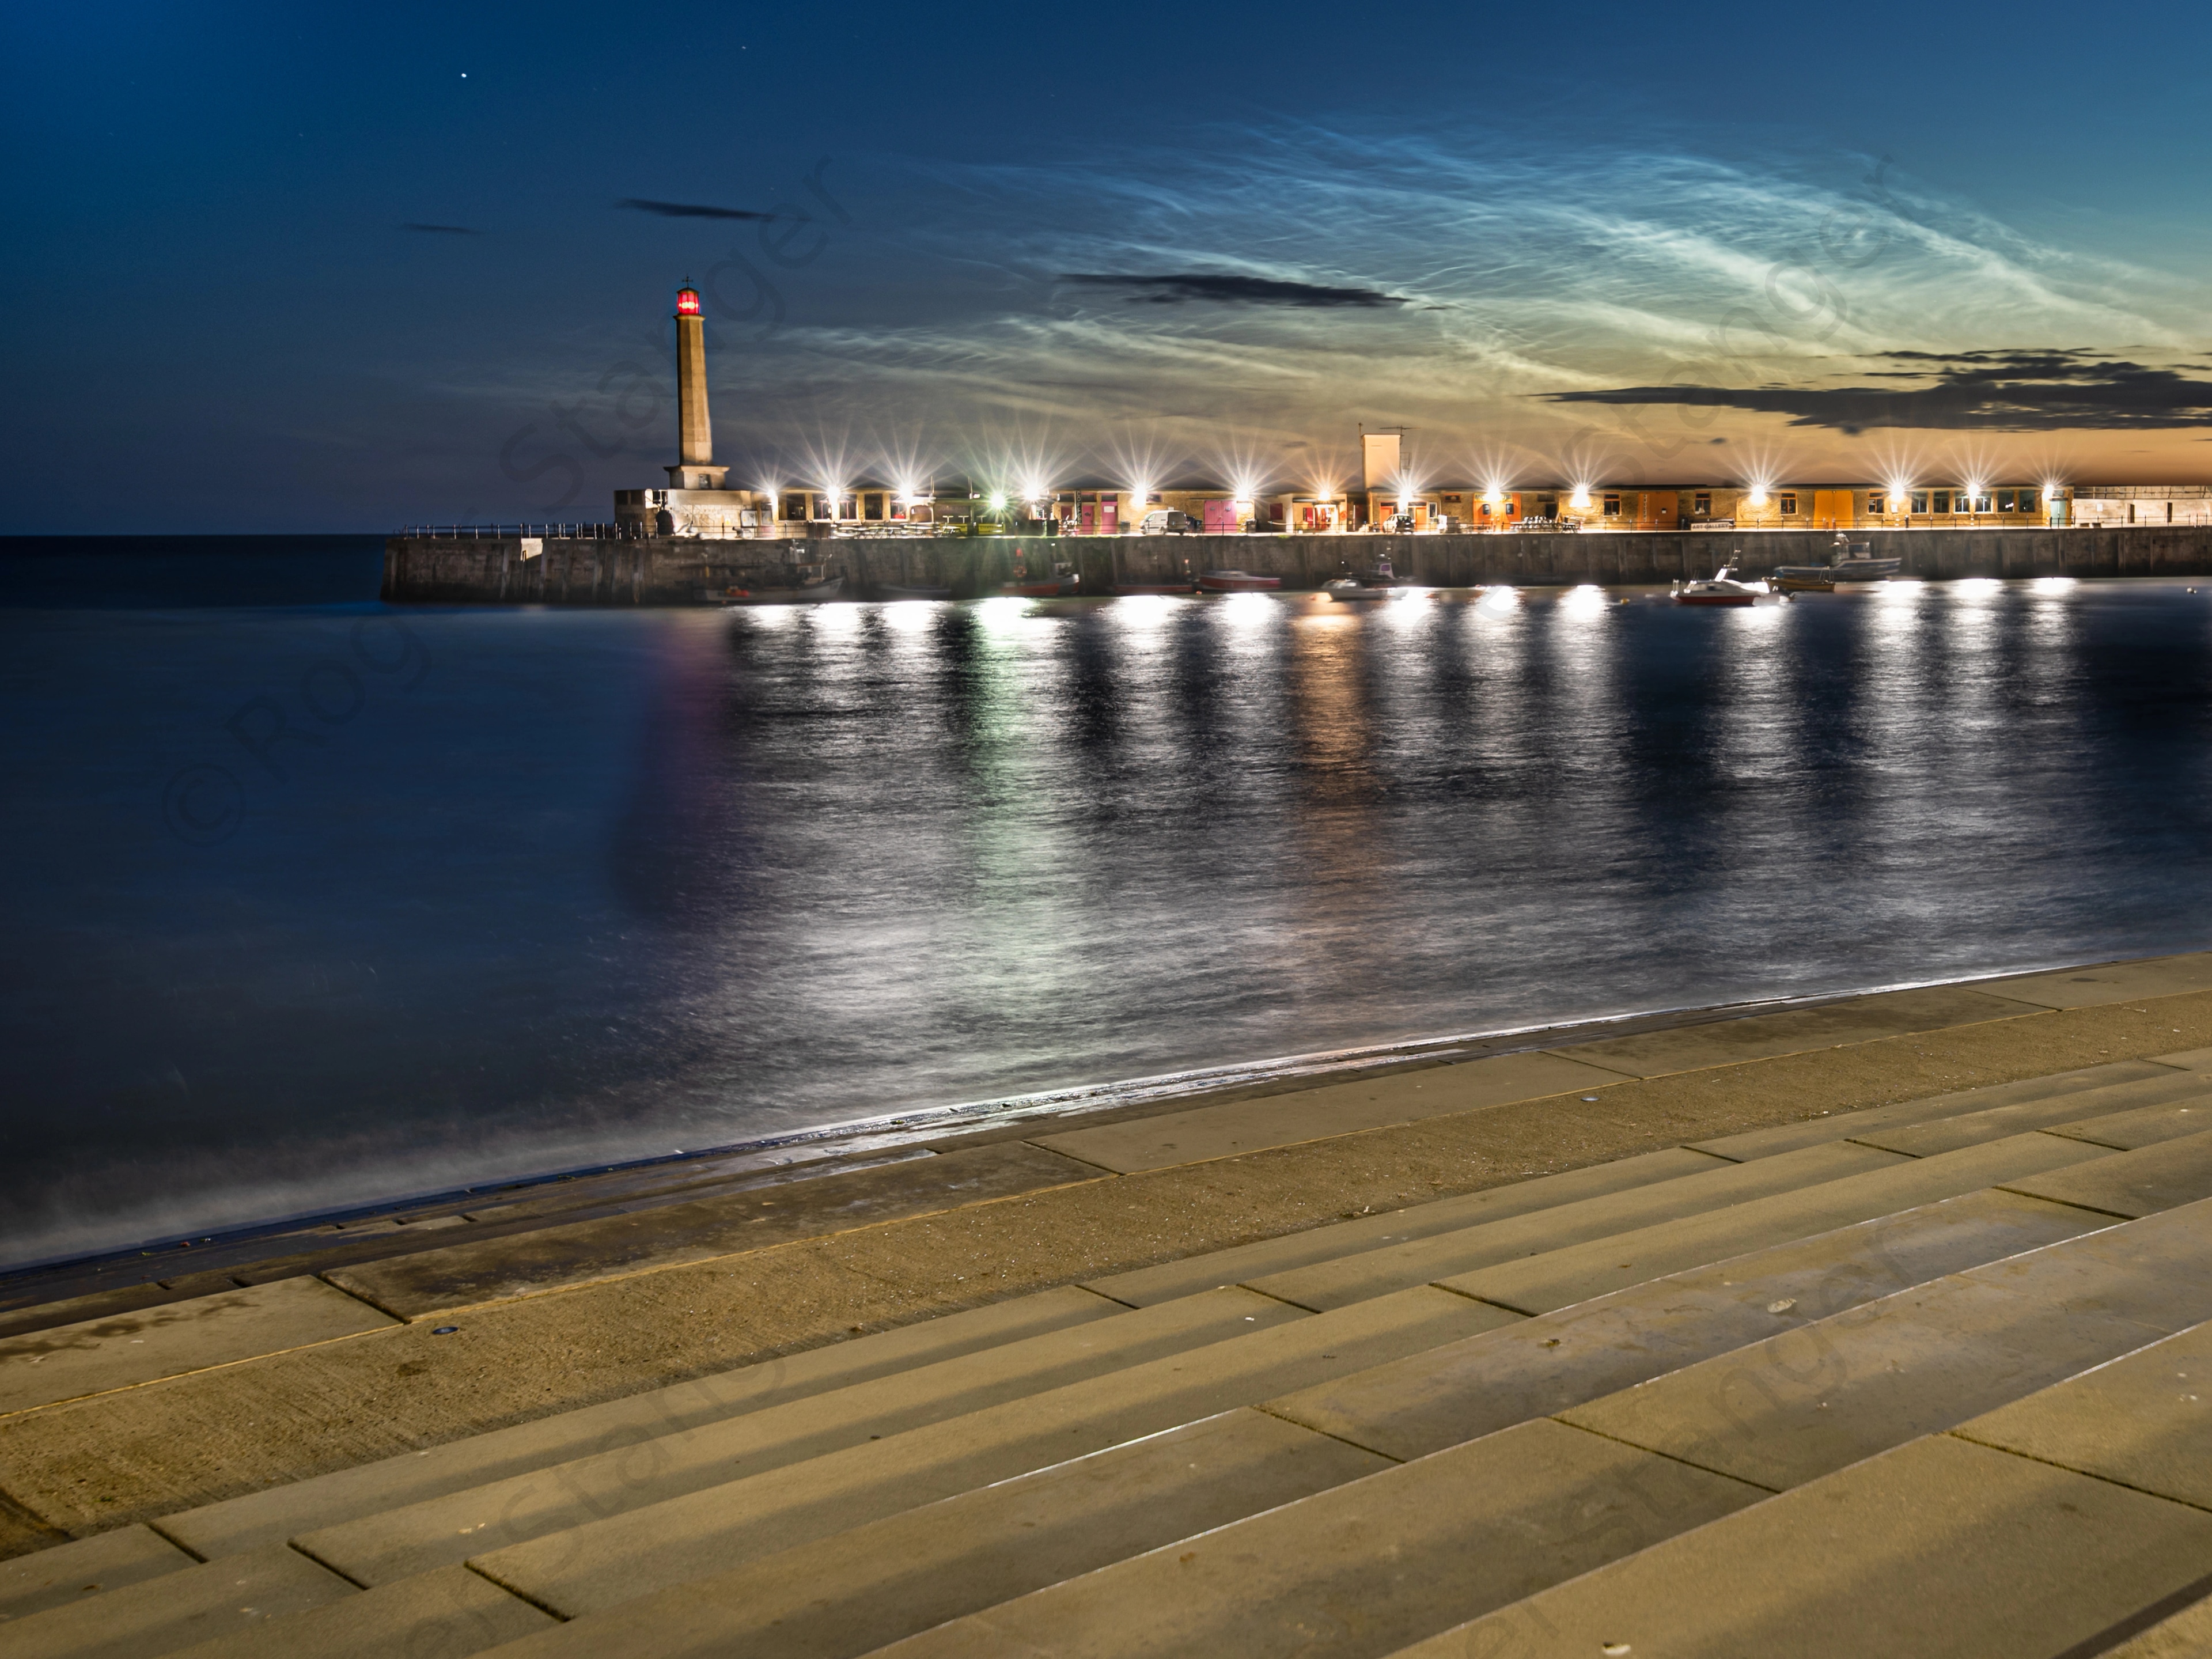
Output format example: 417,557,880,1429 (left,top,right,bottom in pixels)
1002,567,1081,598
1772,535,1902,592
1198,569,1282,592
1323,578,1395,603
1672,565,1762,606
723,571,844,605
1324,554,1400,601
